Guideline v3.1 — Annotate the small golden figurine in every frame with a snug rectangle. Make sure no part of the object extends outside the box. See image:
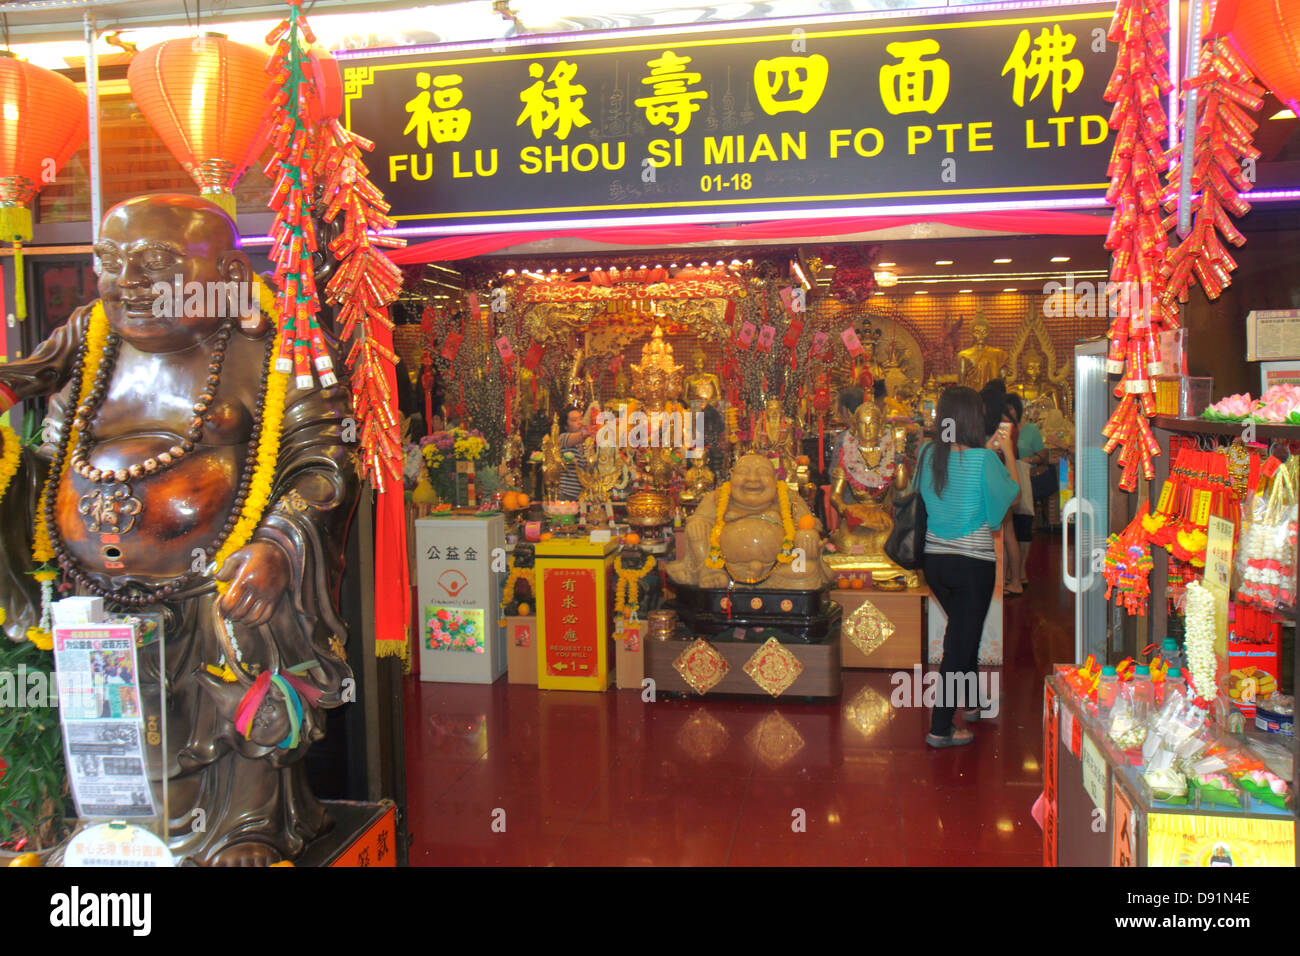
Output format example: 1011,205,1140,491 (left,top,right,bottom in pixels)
540,415,564,498
749,398,799,487
682,349,722,407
